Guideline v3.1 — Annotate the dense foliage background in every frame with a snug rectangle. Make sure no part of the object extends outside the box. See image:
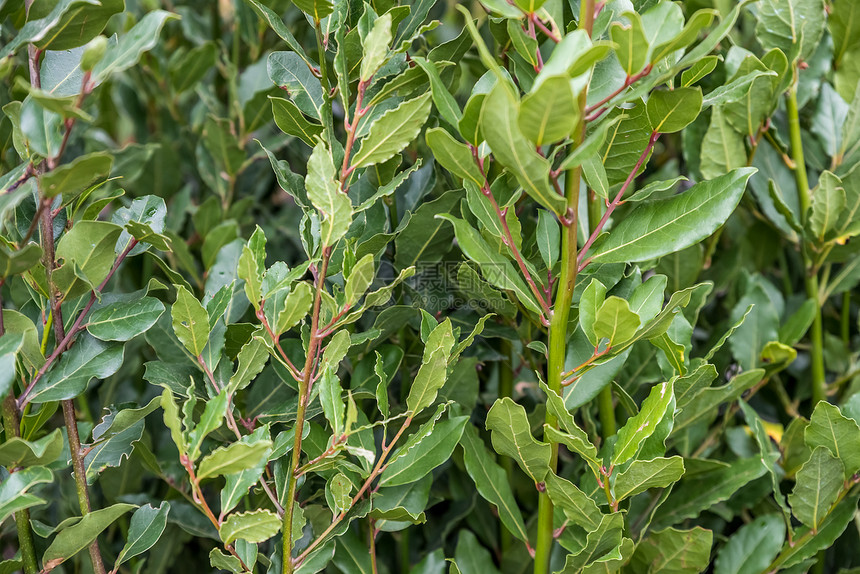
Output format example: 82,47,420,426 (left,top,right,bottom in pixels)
1,0,860,572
